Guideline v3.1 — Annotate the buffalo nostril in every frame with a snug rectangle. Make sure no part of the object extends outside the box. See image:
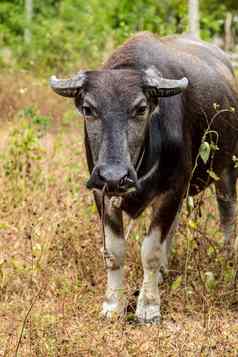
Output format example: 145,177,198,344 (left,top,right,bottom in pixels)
126,177,135,185
98,170,106,182
119,175,127,186
119,175,135,187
